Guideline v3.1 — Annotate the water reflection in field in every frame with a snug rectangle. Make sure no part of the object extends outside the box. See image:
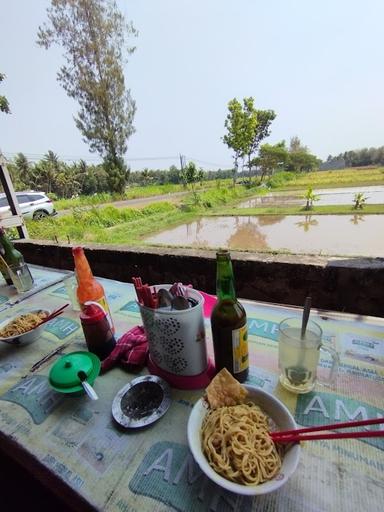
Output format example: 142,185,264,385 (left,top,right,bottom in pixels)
239,185,384,208
146,214,384,256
